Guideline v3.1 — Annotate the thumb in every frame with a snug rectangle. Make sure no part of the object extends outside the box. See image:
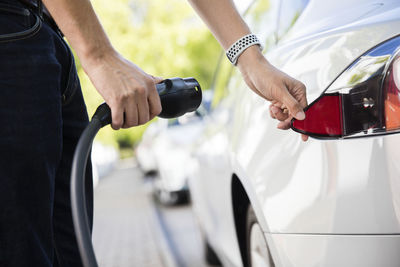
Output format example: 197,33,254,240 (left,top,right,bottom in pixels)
280,88,305,120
